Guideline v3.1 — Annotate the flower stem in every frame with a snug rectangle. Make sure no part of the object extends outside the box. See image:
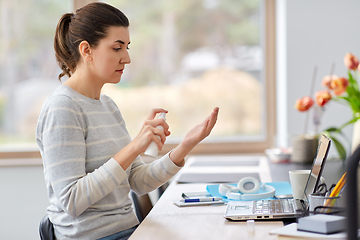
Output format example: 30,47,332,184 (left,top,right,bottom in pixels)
303,66,318,135
309,66,318,97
